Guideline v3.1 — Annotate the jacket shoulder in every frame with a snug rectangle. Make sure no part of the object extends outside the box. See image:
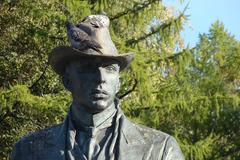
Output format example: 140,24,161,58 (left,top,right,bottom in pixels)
134,123,170,143
17,124,61,144
11,124,61,160
134,123,185,159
